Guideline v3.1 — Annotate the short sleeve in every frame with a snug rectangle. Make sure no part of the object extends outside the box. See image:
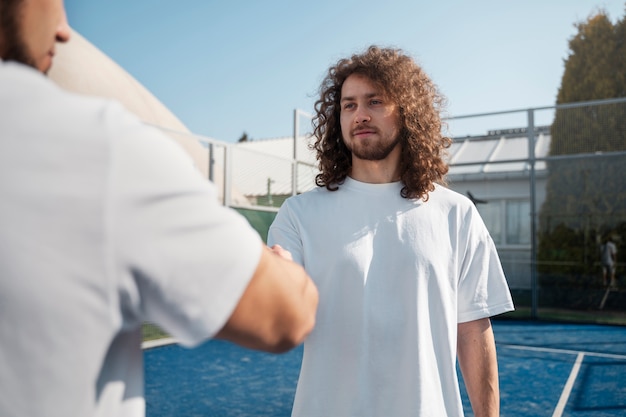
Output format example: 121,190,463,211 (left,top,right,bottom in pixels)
107,105,262,347
268,199,305,267
456,206,514,323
